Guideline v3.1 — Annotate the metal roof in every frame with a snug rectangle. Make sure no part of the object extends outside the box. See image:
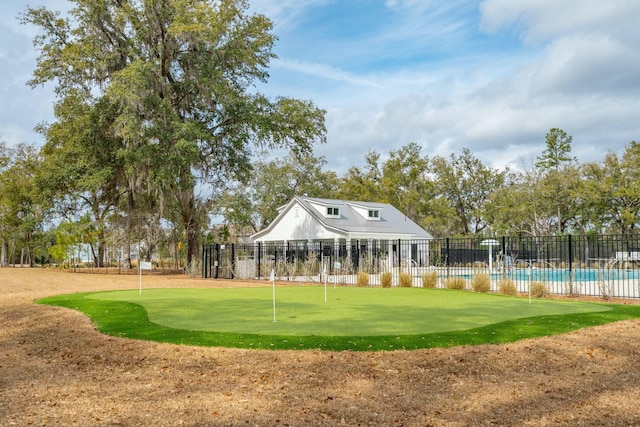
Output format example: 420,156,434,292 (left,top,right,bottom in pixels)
251,196,432,241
